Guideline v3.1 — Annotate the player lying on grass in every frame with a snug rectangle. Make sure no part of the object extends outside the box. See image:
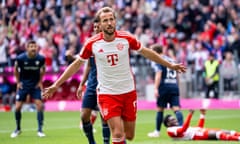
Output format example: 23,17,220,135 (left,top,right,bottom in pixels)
163,109,240,141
